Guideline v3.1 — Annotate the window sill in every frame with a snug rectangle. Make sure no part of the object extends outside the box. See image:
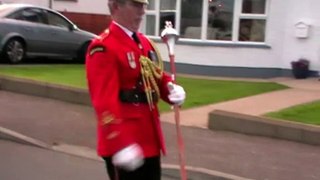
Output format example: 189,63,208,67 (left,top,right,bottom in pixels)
149,36,271,49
